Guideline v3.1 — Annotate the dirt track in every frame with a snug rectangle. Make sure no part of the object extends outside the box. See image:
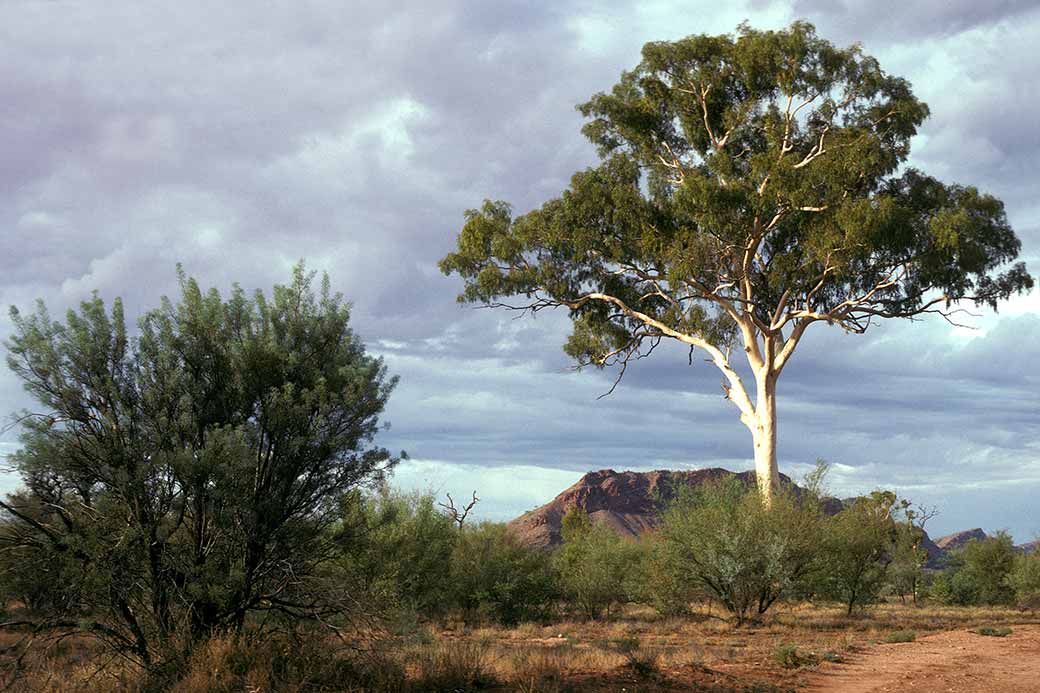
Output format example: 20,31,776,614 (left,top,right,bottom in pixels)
807,624,1040,692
